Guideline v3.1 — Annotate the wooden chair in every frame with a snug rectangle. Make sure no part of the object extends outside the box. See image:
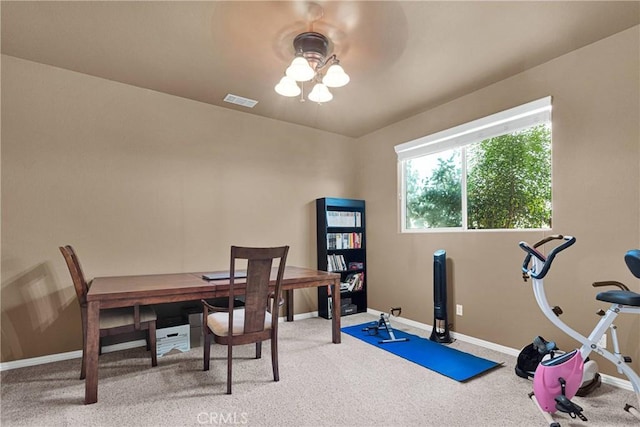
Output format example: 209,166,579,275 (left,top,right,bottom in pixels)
59,245,158,379
202,245,289,394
